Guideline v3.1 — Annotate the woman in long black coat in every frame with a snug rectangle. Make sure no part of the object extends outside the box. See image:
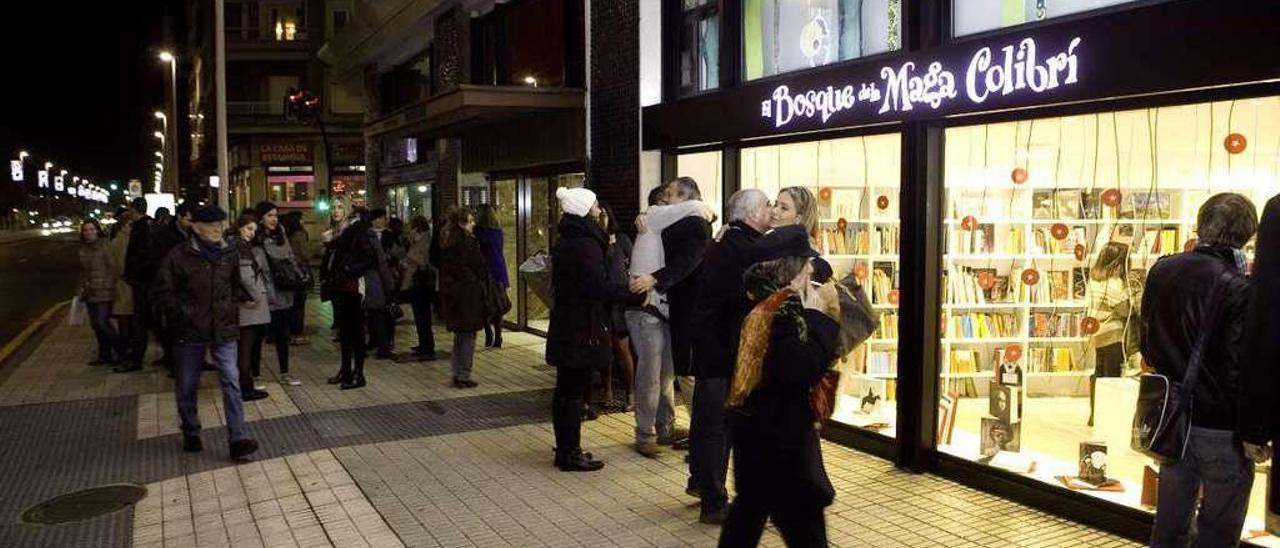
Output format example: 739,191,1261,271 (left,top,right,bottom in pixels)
546,187,639,471
439,207,489,388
